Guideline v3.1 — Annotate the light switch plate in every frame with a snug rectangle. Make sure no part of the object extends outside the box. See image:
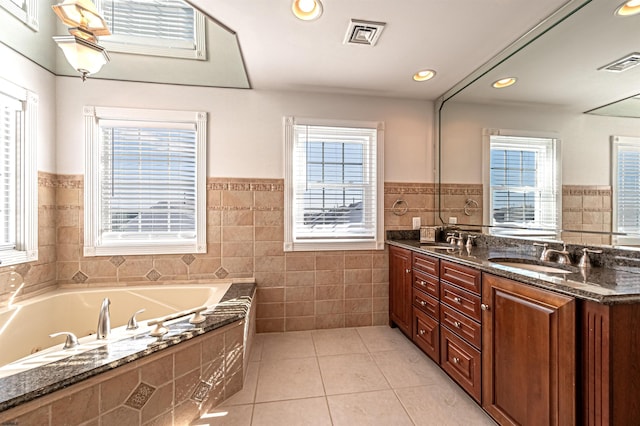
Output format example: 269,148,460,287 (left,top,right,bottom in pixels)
448,217,458,224
412,217,421,229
